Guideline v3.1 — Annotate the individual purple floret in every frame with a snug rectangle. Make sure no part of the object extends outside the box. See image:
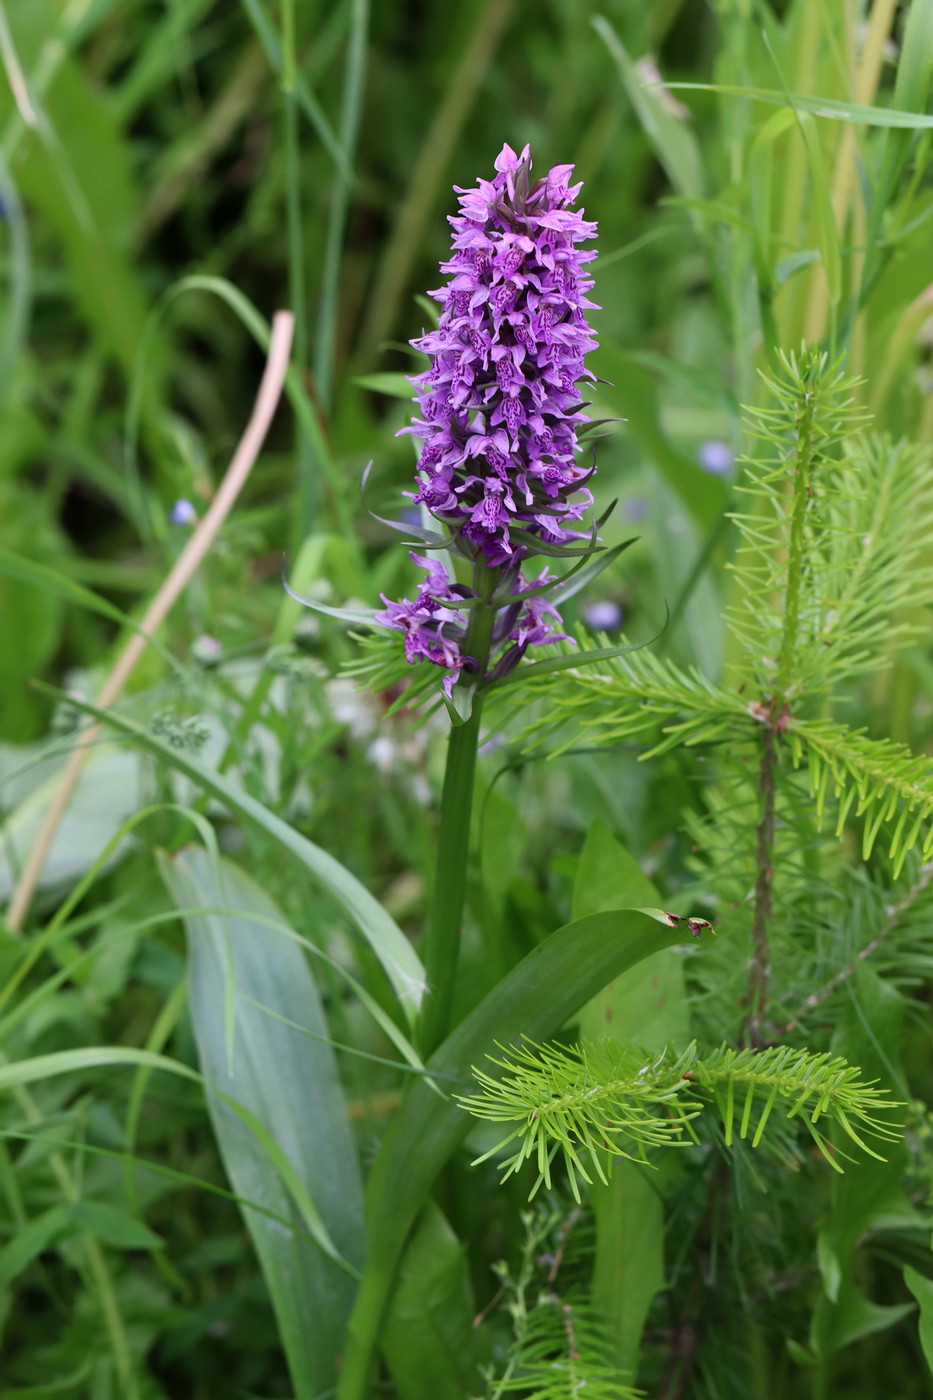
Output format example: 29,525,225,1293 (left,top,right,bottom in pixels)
376,553,470,697
400,142,599,563
376,554,572,695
